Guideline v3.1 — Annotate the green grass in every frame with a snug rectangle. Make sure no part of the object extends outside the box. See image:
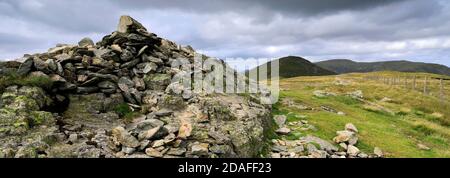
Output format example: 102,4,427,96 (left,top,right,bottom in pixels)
275,71,450,158
114,103,132,117
113,103,141,123
0,71,53,92
413,125,435,136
